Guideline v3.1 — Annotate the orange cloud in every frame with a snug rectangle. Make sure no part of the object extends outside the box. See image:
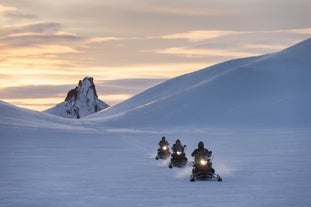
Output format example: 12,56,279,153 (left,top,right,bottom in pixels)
290,28,311,34
0,5,16,14
2,97,65,111
151,47,260,58
152,30,245,42
85,37,124,44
